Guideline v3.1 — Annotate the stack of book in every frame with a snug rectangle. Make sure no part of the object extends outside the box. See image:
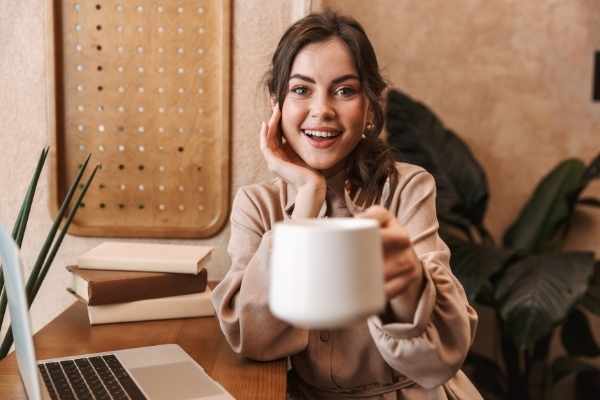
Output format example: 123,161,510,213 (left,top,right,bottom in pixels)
67,241,215,325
